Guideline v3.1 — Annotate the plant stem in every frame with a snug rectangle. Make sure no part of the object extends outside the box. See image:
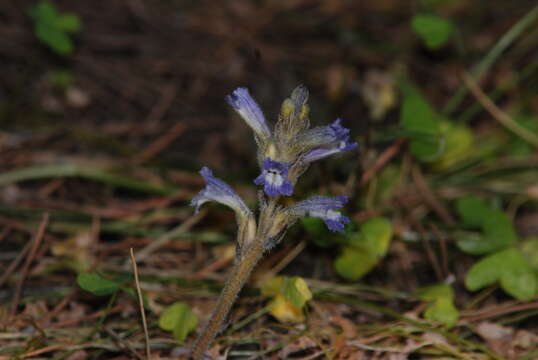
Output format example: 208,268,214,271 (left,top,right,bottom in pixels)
190,236,266,359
